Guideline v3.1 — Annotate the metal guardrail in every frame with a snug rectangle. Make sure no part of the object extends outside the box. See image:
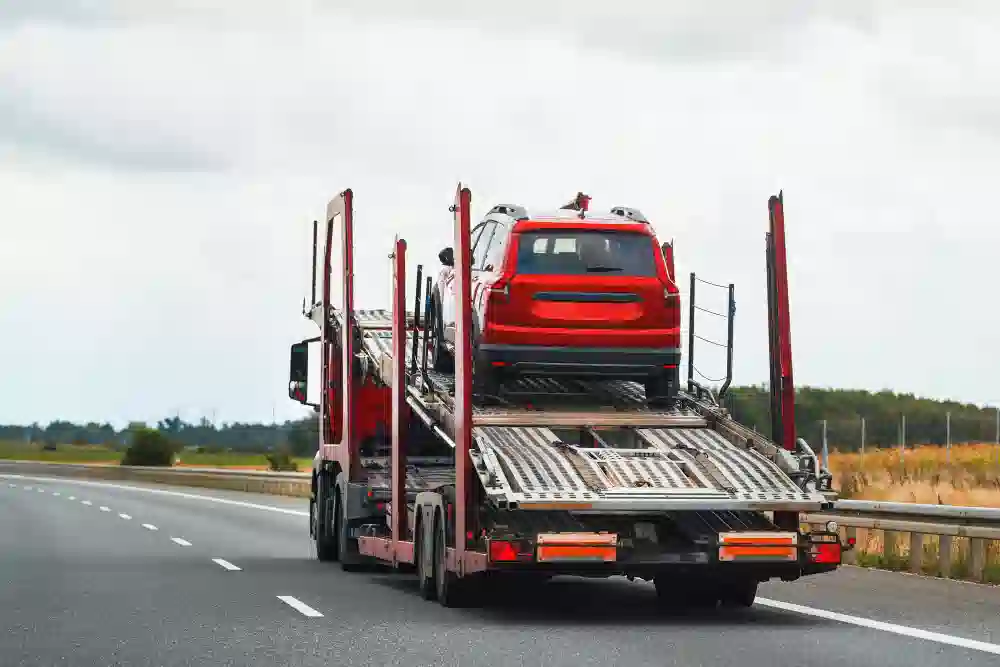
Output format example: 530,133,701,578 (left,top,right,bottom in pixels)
806,499,1000,583
3,461,997,582
0,460,311,498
